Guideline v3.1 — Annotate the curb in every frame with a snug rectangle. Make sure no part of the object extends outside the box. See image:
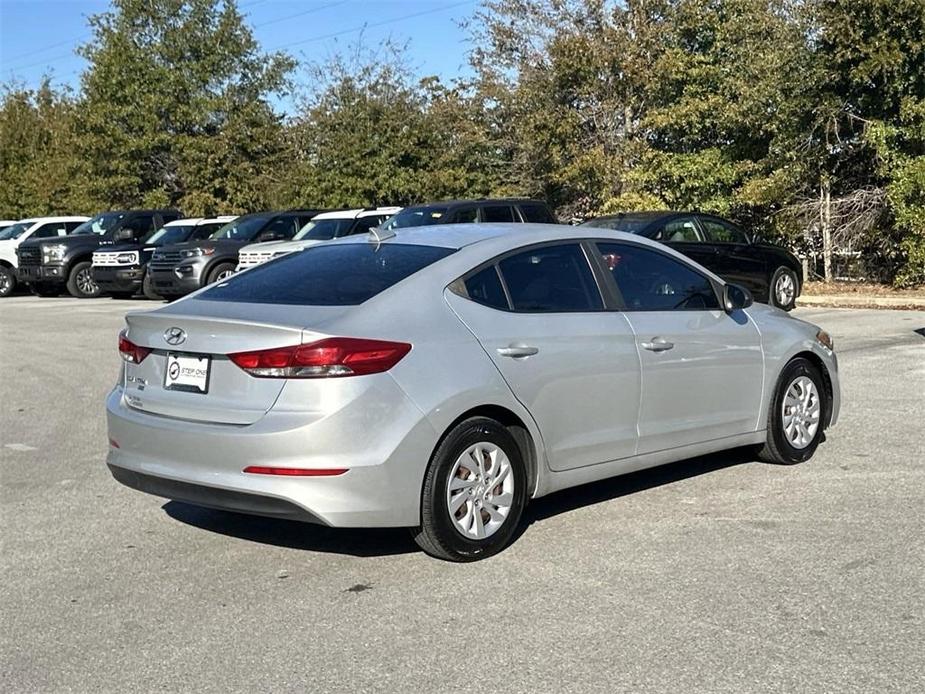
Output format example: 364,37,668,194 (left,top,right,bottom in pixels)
798,295,925,310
